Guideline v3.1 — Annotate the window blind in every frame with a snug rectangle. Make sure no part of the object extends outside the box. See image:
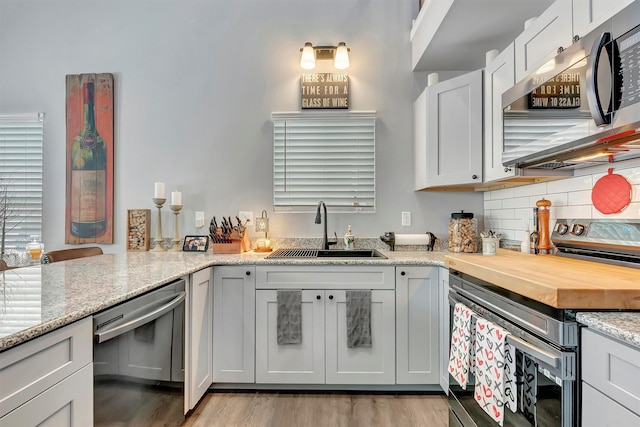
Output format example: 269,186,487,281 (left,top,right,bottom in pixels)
0,113,44,254
272,111,376,212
